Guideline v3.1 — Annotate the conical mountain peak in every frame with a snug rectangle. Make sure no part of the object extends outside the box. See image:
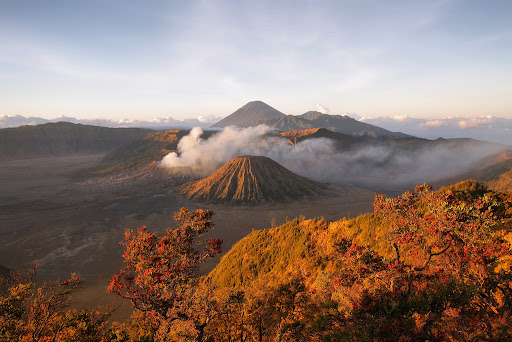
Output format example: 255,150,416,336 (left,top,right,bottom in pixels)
211,101,285,128
177,155,325,205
